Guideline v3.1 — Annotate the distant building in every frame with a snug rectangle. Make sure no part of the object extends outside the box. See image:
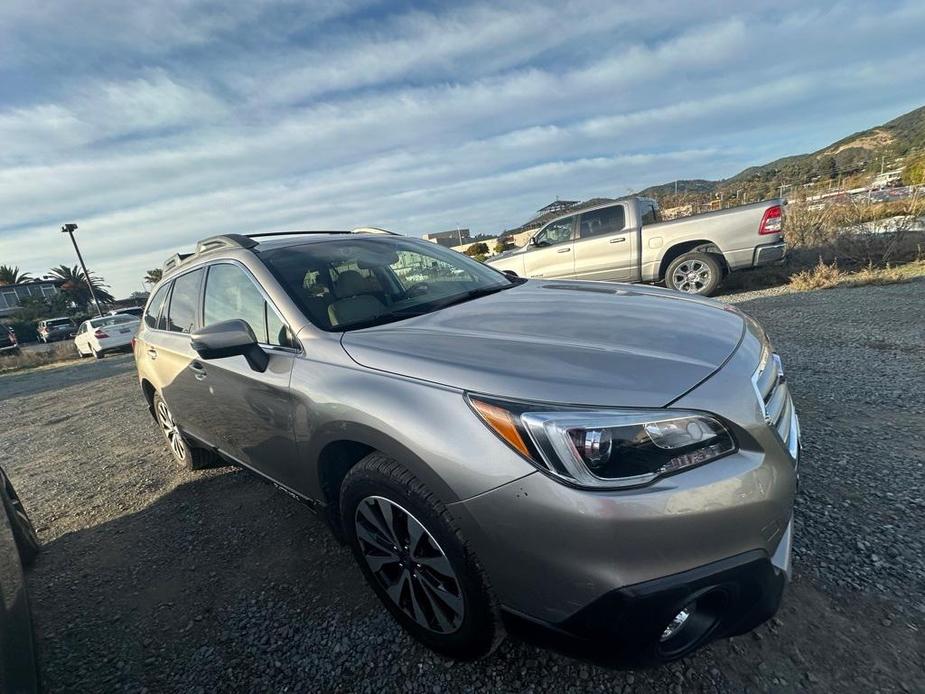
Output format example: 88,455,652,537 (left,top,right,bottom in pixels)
0,279,61,318
872,170,902,189
424,228,471,248
111,291,150,309
530,199,578,221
